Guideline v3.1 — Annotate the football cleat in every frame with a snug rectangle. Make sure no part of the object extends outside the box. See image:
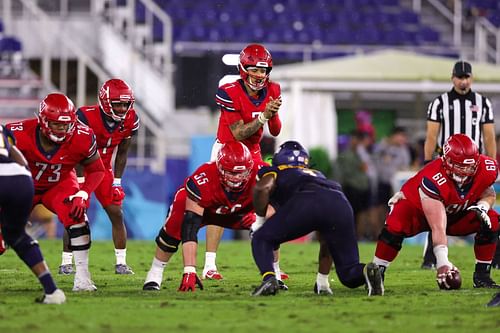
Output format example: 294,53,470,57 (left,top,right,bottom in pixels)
115,264,134,275
492,262,500,270
252,277,279,296
278,279,288,291
280,271,289,280
473,272,500,289
143,281,160,291
73,276,97,292
36,289,66,304
313,283,333,295
202,269,223,280
486,292,500,307
364,263,384,296
58,264,75,275
420,261,436,270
